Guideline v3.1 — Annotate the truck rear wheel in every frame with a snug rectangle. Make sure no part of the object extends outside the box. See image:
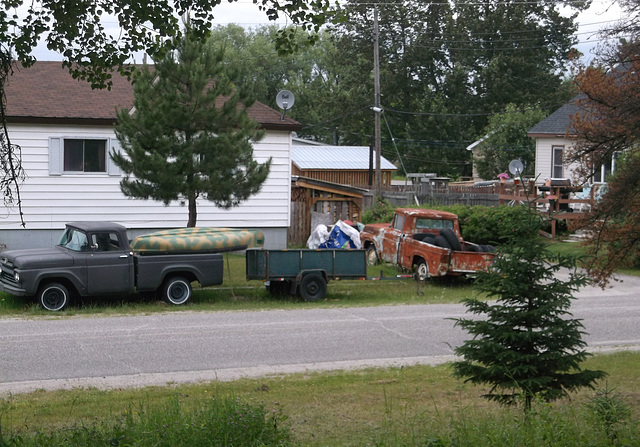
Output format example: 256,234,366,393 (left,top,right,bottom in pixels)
415,261,429,281
298,273,327,302
162,276,192,305
37,283,70,311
